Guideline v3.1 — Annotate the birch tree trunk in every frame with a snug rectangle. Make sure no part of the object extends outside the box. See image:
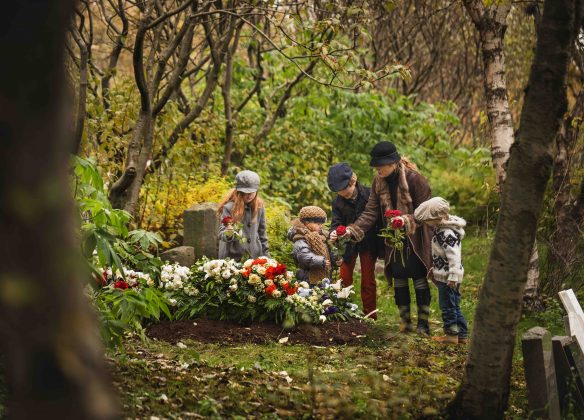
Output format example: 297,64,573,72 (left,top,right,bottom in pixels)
451,0,580,416
0,1,118,417
463,0,541,306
